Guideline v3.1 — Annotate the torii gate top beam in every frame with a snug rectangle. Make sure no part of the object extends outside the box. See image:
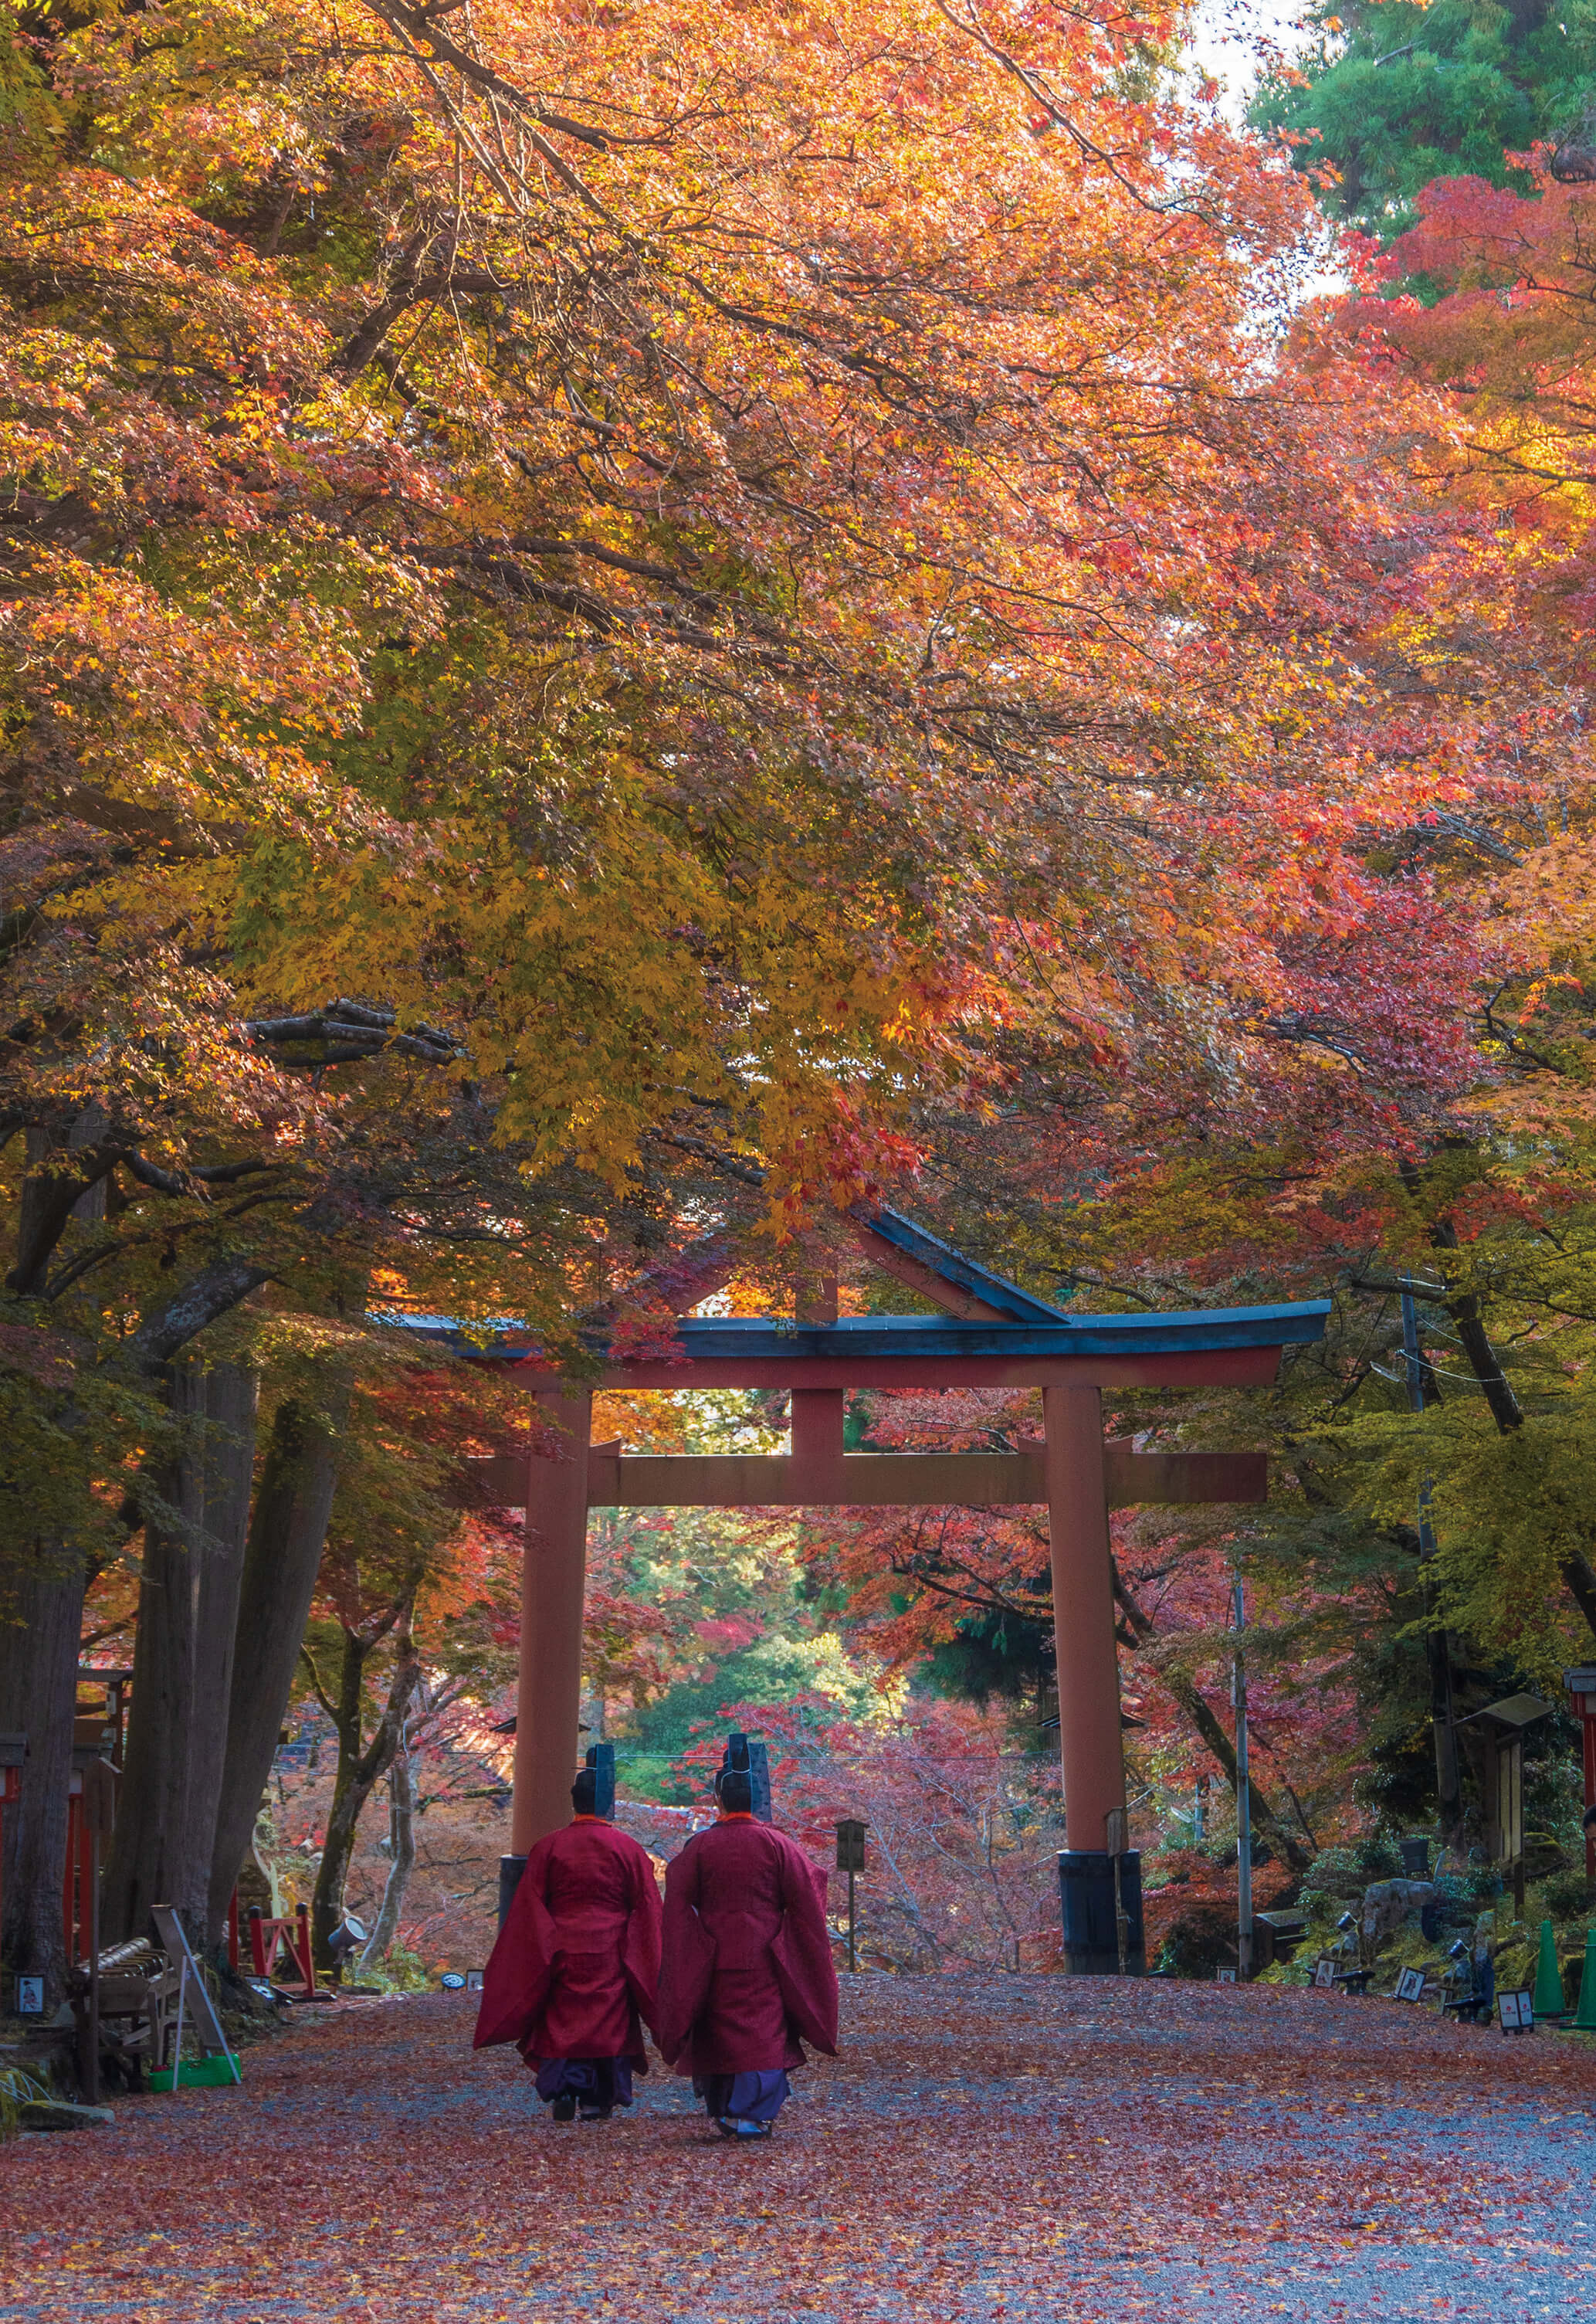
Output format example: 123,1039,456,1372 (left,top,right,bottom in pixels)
386,1298,1330,1390
381,1203,1329,1386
